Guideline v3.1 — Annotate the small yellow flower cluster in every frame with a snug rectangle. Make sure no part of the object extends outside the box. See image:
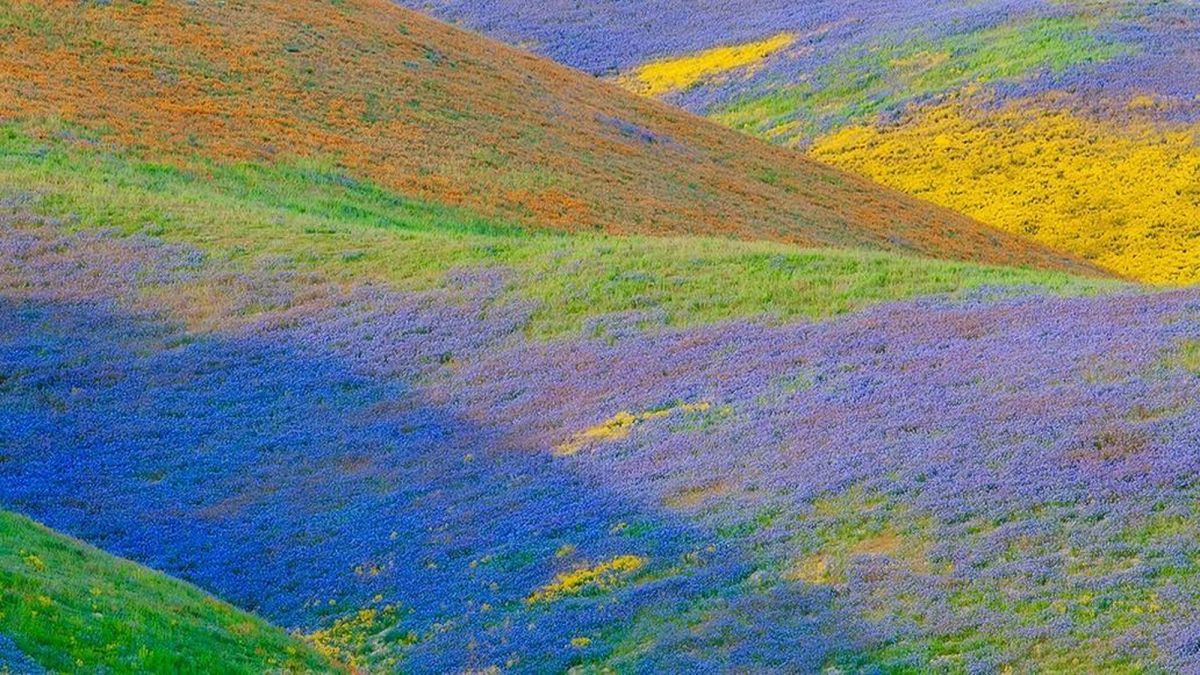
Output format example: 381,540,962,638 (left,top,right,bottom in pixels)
21,550,46,573
554,402,710,456
526,555,647,604
306,604,399,669
353,562,383,577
